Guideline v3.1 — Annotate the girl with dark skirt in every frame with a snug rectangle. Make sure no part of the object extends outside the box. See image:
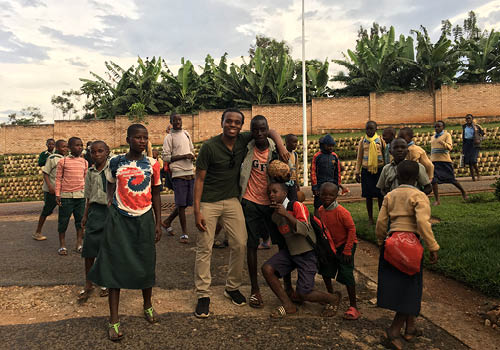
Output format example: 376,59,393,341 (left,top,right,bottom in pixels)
355,121,386,224
88,124,163,341
376,160,439,350
462,114,484,181
430,121,467,205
